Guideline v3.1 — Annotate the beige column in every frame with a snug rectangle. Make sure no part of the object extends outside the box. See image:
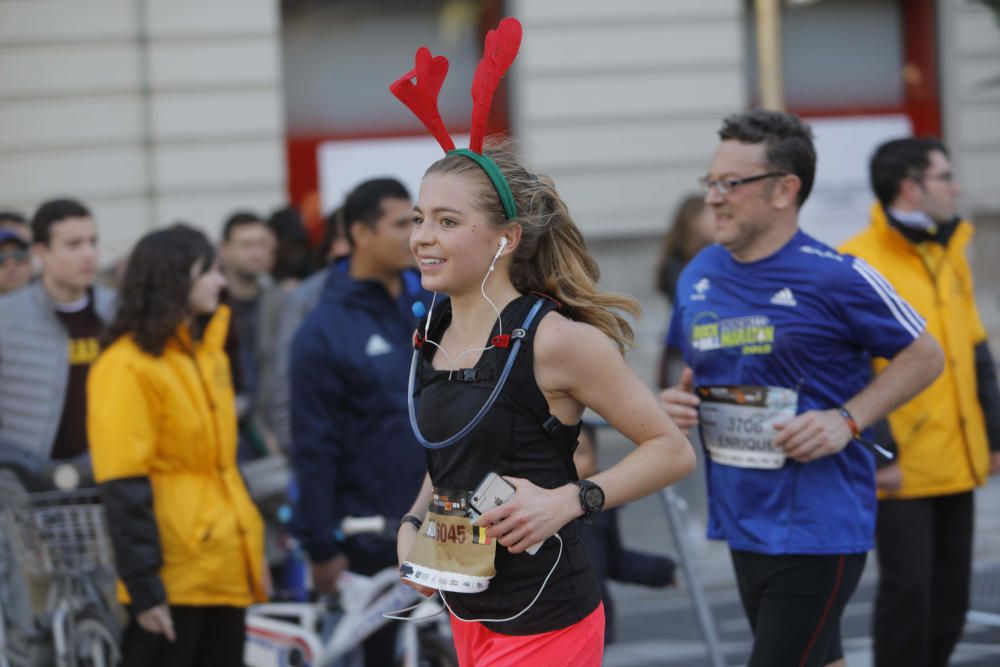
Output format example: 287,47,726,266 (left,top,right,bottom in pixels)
754,0,784,111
